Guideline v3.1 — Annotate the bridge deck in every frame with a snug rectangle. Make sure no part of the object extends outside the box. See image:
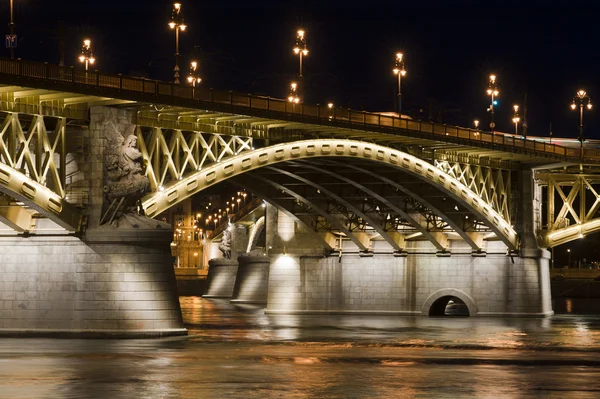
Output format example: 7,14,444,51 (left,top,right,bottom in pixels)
0,57,595,165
